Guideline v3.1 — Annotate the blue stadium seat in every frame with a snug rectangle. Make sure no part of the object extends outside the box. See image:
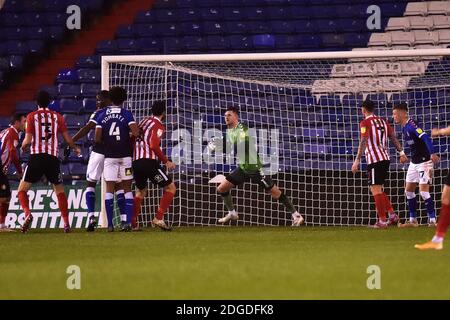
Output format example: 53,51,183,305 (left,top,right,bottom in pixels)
155,8,179,22
39,85,59,99
267,6,292,20
77,69,101,83
163,37,183,53
81,83,100,98
58,84,81,98
23,13,46,27
82,99,97,113
26,27,49,40
0,117,11,129
322,33,346,48
247,21,271,35
270,21,296,34
69,163,87,176
203,21,226,35
117,38,139,53
226,21,249,34
228,35,253,51
243,7,267,20
298,34,322,48
49,26,65,41
177,8,200,21
252,34,275,49
9,55,23,69
43,12,66,26
137,38,163,54
57,69,78,83
222,7,246,21
293,20,316,34
15,101,36,113
180,22,203,36
276,35,300,50
116,25,136,38
6,41,28,55
76,55,100,69
49,100,61,113
27,40,45,54
135,10,156,24
182,36,206,52
157,23,182,37
96,40,118,54
199,7,223,20
64,114,88,129
60,99,83,114
135,24,158,37
206,36,230,51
